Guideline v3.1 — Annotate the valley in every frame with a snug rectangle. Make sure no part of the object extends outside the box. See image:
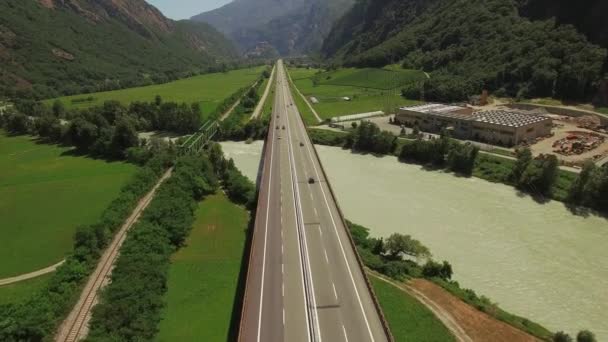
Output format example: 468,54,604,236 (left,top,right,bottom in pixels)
1,0,607,341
